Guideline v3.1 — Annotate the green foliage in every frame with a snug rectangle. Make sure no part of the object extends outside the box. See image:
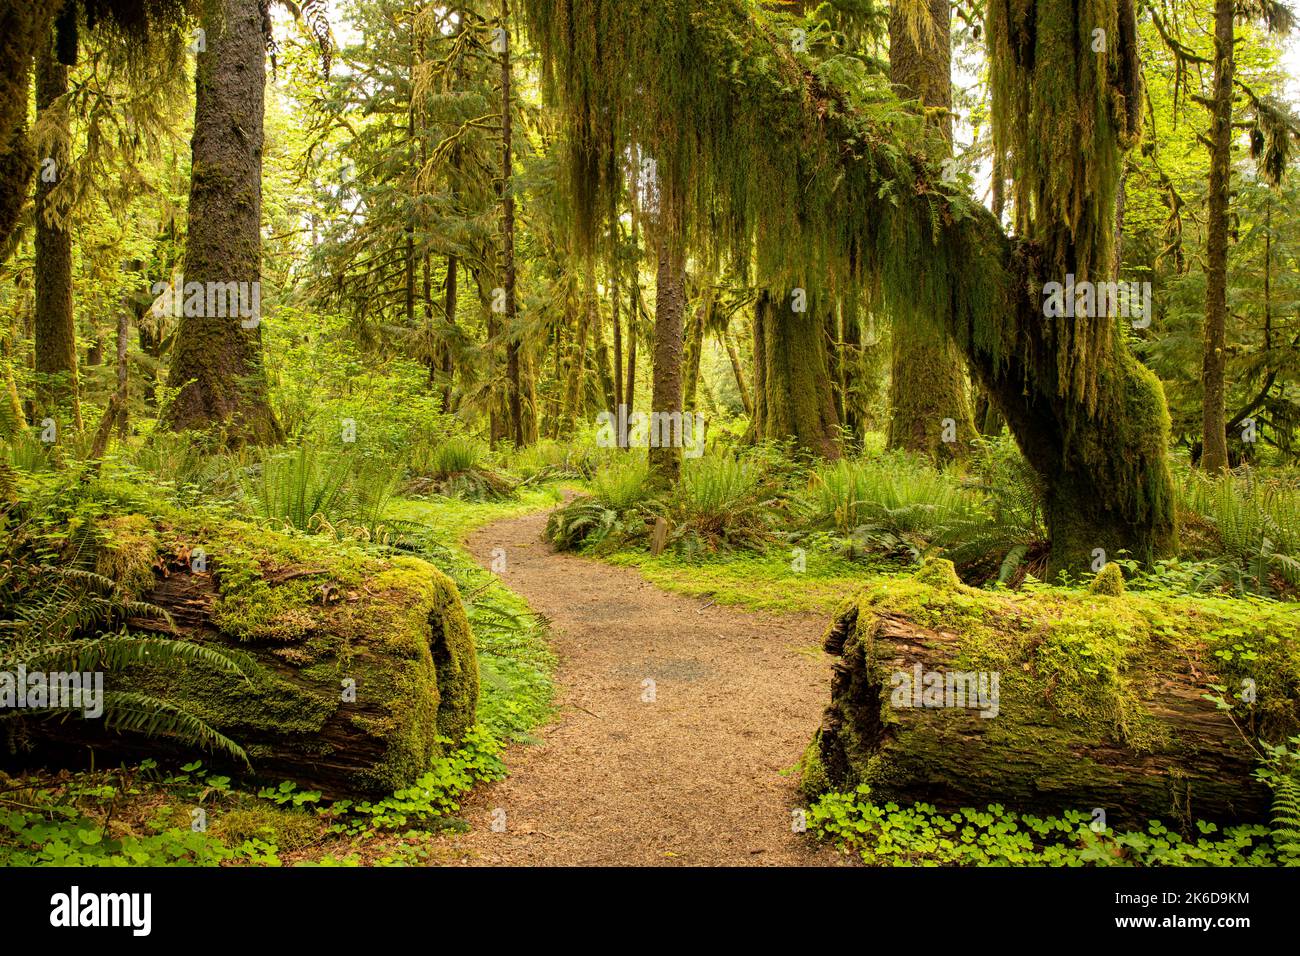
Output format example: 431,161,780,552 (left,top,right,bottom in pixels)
1173,469,1300,595
808,786,1285,866
590,456,653,511
421,435,486,477
0,473,252,764
241,444,406,542
665,452,772,550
